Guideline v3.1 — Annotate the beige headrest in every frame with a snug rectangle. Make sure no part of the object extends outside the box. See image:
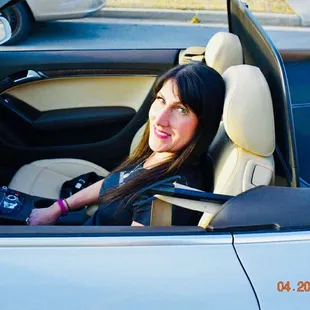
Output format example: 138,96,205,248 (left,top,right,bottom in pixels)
222,65,275,157
205,32,243,74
